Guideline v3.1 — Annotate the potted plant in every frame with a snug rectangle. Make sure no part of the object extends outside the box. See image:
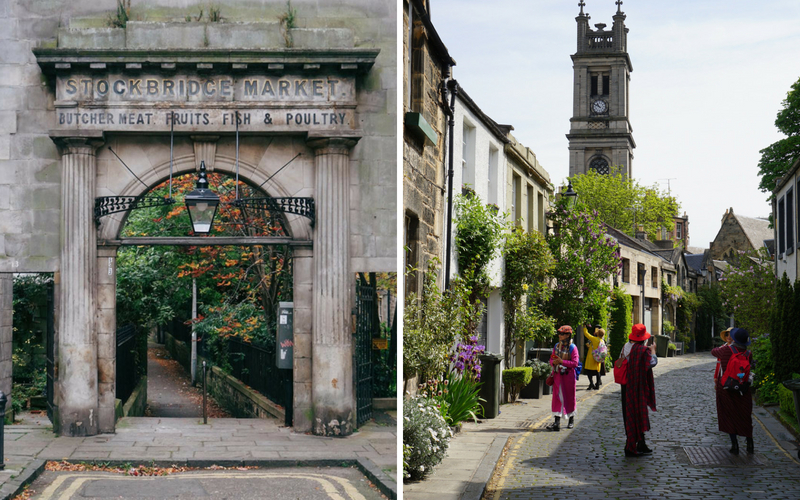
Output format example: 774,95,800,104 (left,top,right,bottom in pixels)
520,359,551,399
667,343,676,357
502,367,532,403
